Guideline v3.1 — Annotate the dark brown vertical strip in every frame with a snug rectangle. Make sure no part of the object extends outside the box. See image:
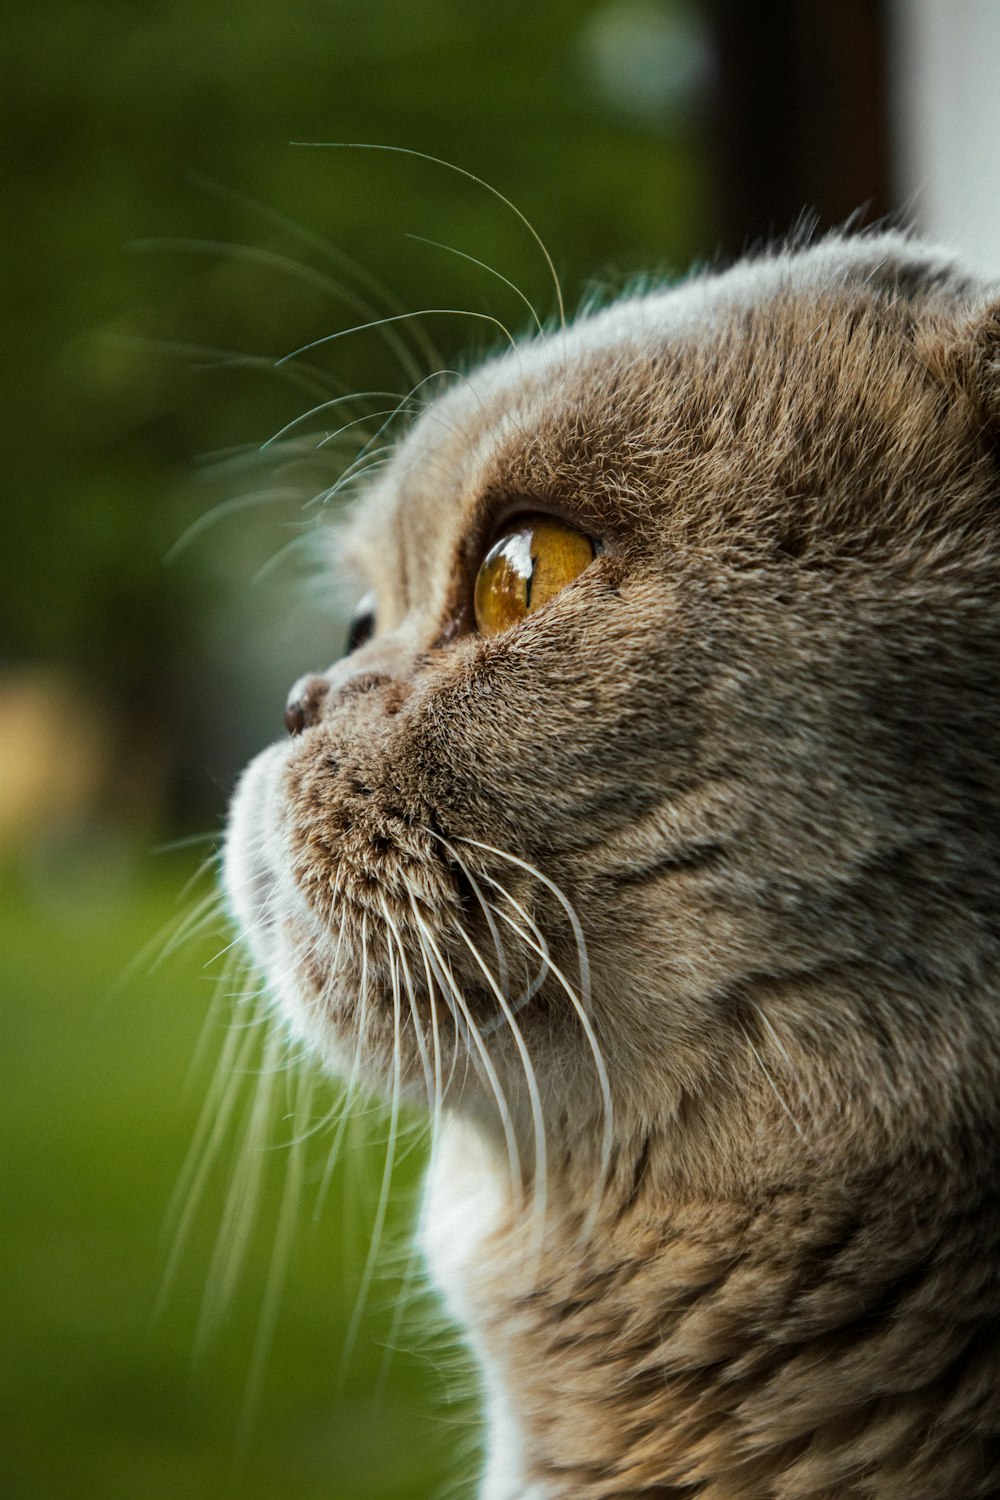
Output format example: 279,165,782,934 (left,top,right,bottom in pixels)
705,0,891,257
